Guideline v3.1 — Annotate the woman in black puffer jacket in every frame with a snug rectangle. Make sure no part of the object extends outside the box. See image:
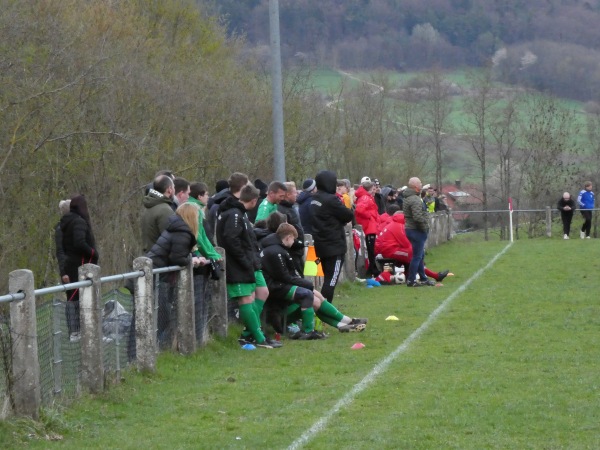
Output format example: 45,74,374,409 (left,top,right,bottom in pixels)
146,203,200,268
60,194,99,341
146,203,201,345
